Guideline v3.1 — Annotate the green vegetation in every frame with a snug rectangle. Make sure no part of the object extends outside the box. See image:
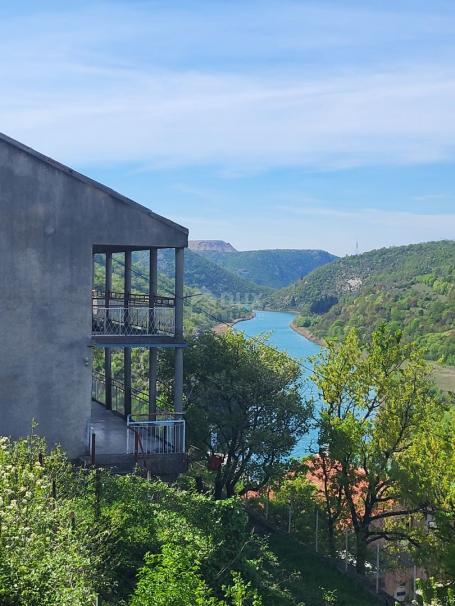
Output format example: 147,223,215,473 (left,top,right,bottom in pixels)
0,433,267,605
156,249,270,299
1,432,379,606
169,331,311,499
311,325,443,573
266,240,455,364
199,249,337,289
267,533,380,606
4,324,455,604
248,327,455,603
